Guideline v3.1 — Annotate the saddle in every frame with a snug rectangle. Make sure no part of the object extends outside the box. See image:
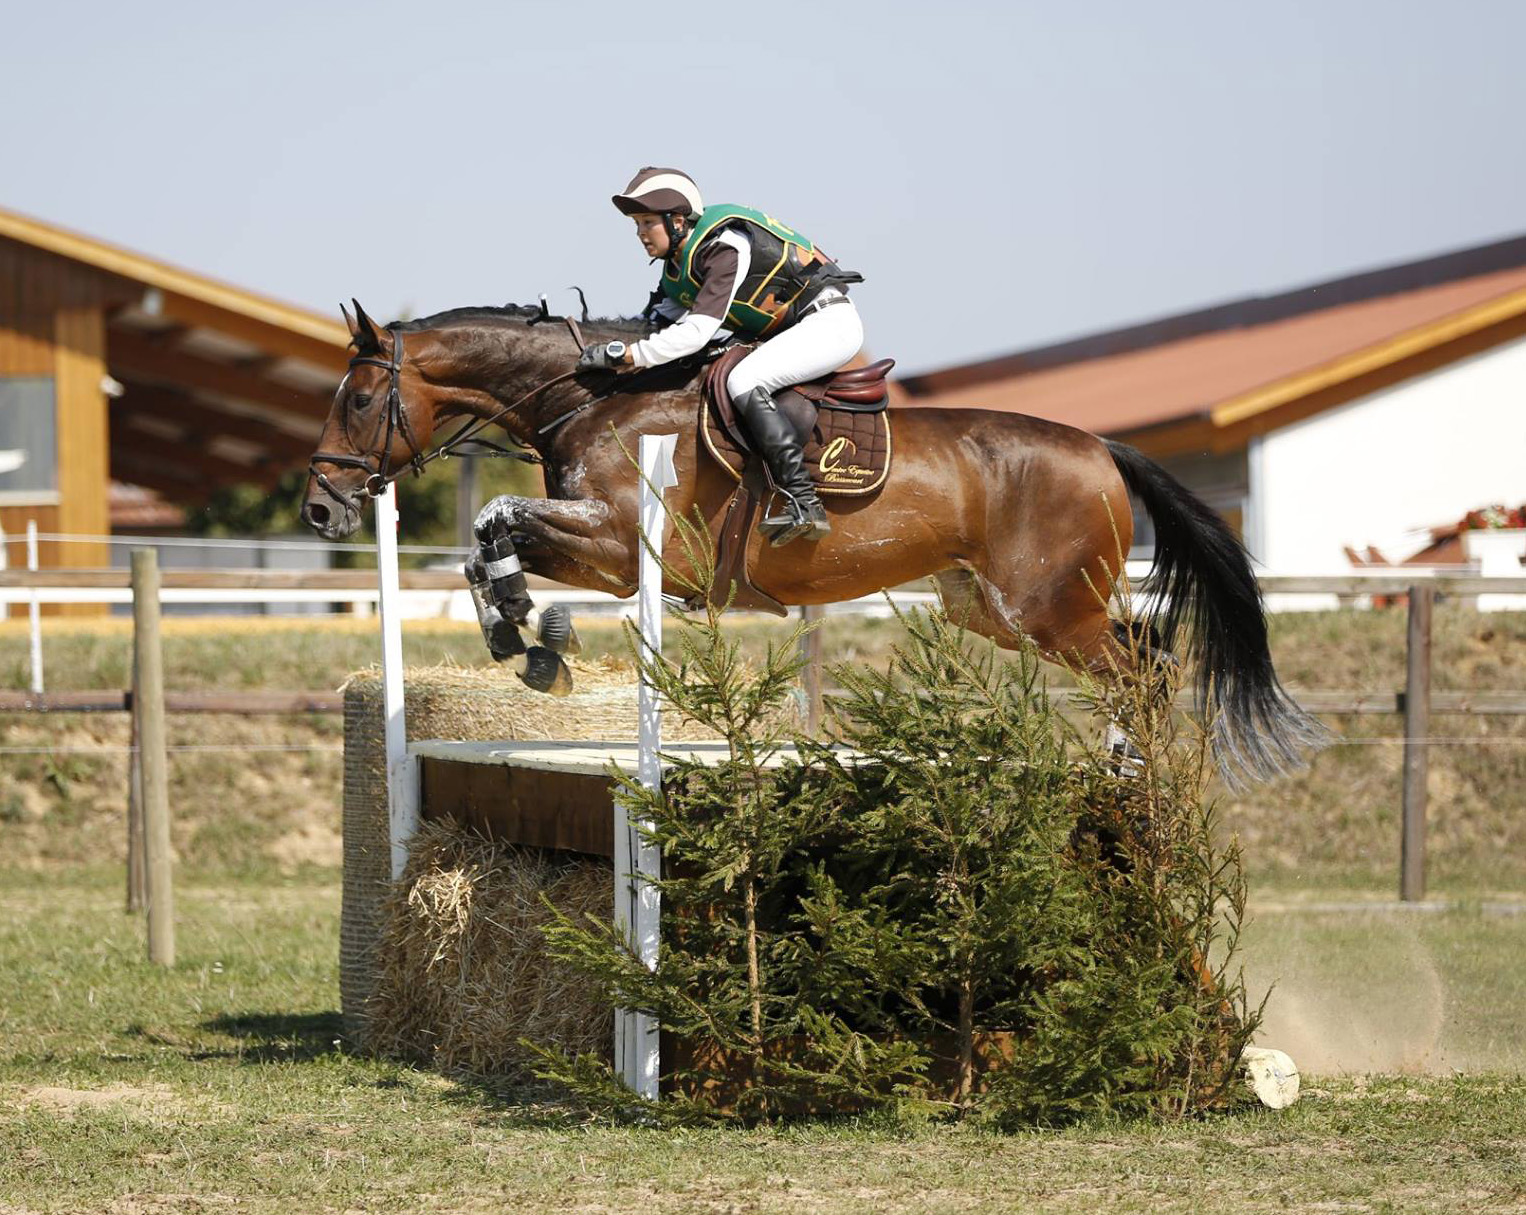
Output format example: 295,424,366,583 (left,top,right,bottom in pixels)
700,346,894,494
698,345,895,616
